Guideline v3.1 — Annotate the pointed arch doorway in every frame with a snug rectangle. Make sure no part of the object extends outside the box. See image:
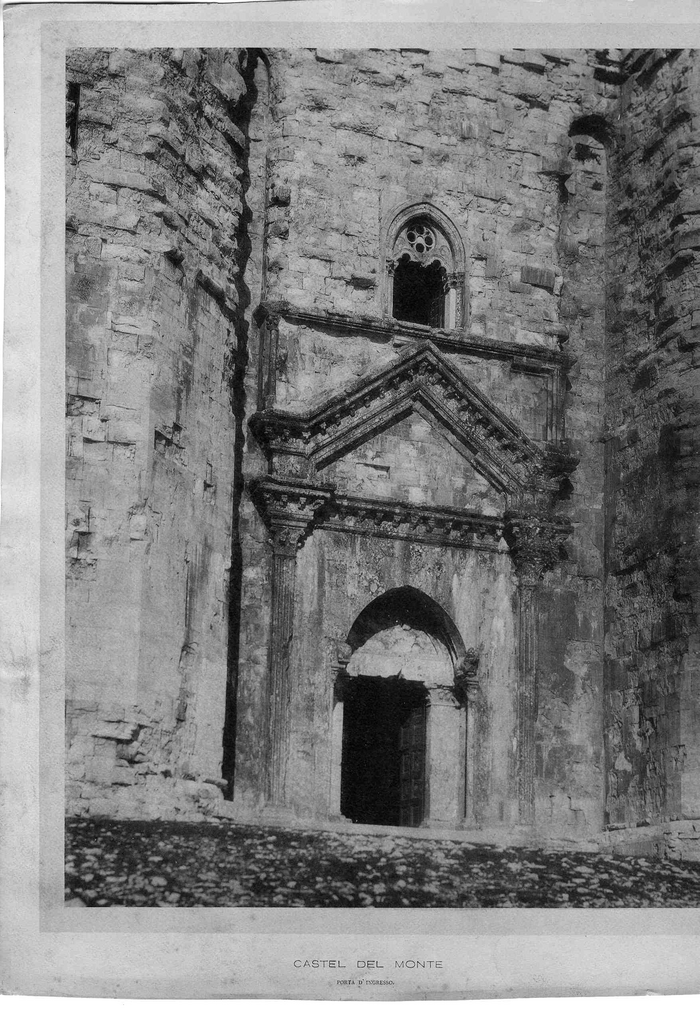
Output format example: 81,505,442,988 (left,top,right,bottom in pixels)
332,587,471,829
